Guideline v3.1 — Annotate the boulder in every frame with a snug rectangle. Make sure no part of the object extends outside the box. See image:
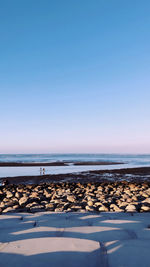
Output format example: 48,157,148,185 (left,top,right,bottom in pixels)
87,200,93,207
98,205,109,212
19,196,29,206
30,205,44,213
67,195,76,203
125,204,137,212
2,207,17,213
15,192,22,199
6,191,13,198
85,205,95,212
45,203,55,211
110,204,123,212
141,205,150,212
